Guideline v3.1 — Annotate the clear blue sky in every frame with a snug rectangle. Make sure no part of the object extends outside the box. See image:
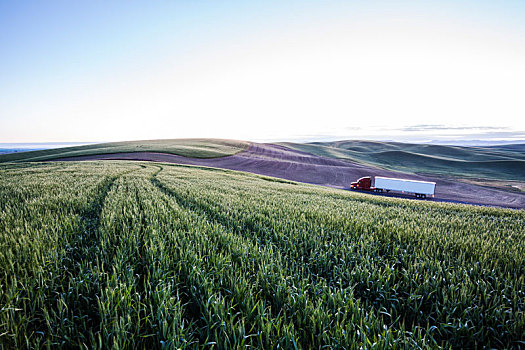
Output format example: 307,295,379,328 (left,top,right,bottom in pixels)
1,0,524,143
